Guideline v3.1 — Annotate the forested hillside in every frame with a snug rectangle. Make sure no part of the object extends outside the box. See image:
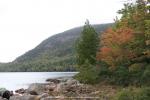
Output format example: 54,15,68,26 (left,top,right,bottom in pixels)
0,23,112,71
